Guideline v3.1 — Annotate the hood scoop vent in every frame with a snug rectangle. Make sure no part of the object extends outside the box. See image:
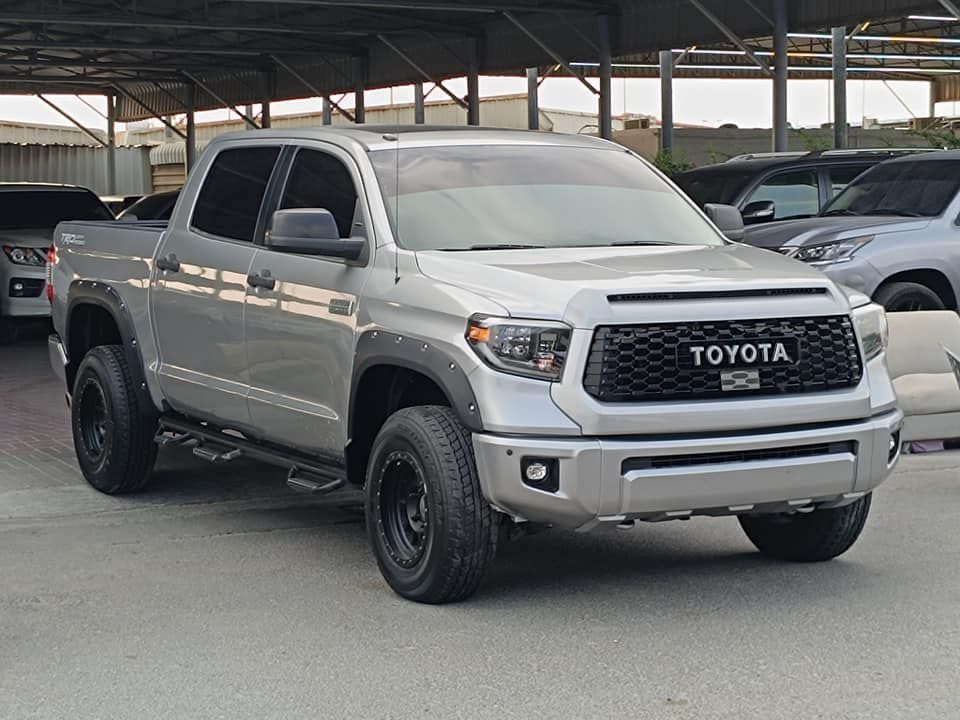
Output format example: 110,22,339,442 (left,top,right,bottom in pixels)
608,288,828,303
